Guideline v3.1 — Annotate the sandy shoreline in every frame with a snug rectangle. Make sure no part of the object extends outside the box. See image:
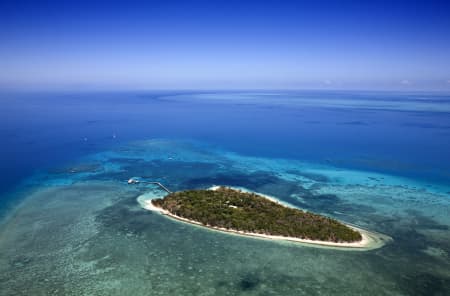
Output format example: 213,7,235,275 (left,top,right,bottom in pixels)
140,187,391,250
